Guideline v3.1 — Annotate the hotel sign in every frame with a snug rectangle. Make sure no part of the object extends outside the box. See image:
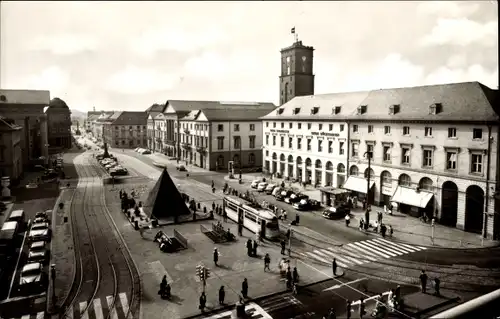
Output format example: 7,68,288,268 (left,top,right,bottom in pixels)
311,132,340,137
270,129,290,133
